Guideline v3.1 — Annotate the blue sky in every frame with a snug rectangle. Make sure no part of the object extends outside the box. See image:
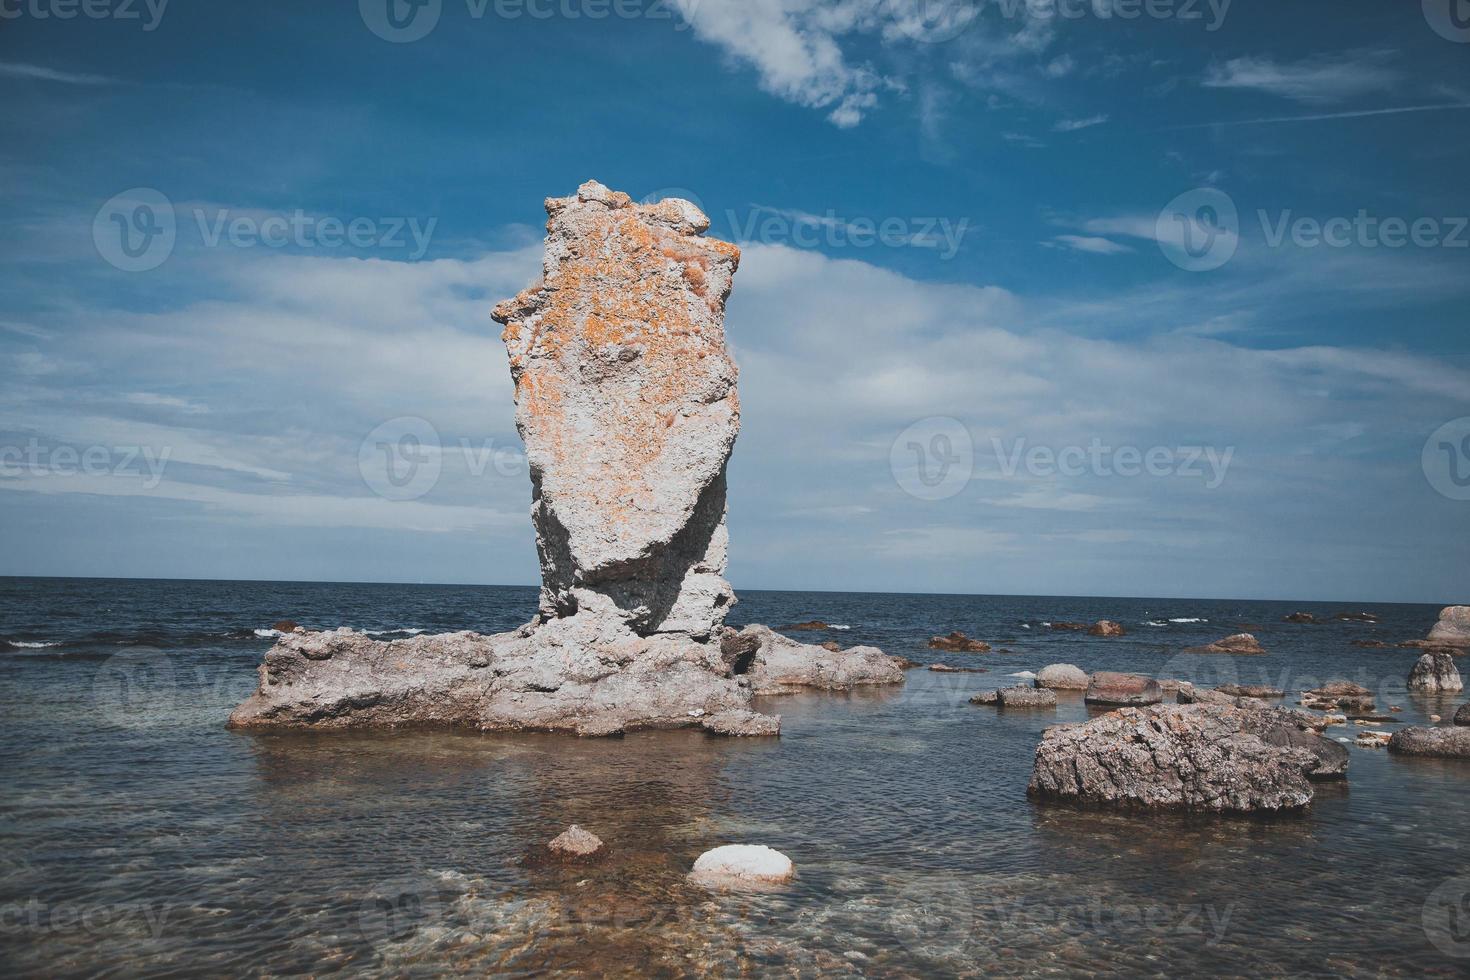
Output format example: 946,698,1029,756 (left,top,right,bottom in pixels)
1,0,1467,601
